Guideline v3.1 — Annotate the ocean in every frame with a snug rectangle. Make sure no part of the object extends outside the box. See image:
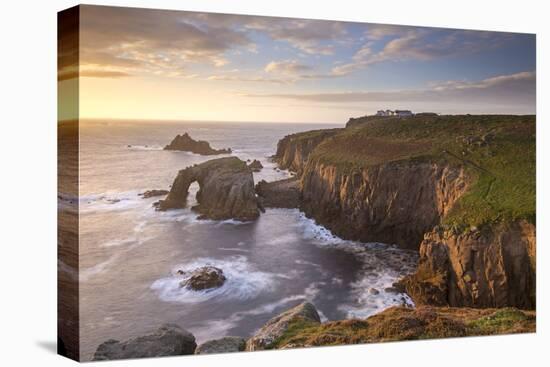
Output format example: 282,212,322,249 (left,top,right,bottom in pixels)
67,119,417,360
